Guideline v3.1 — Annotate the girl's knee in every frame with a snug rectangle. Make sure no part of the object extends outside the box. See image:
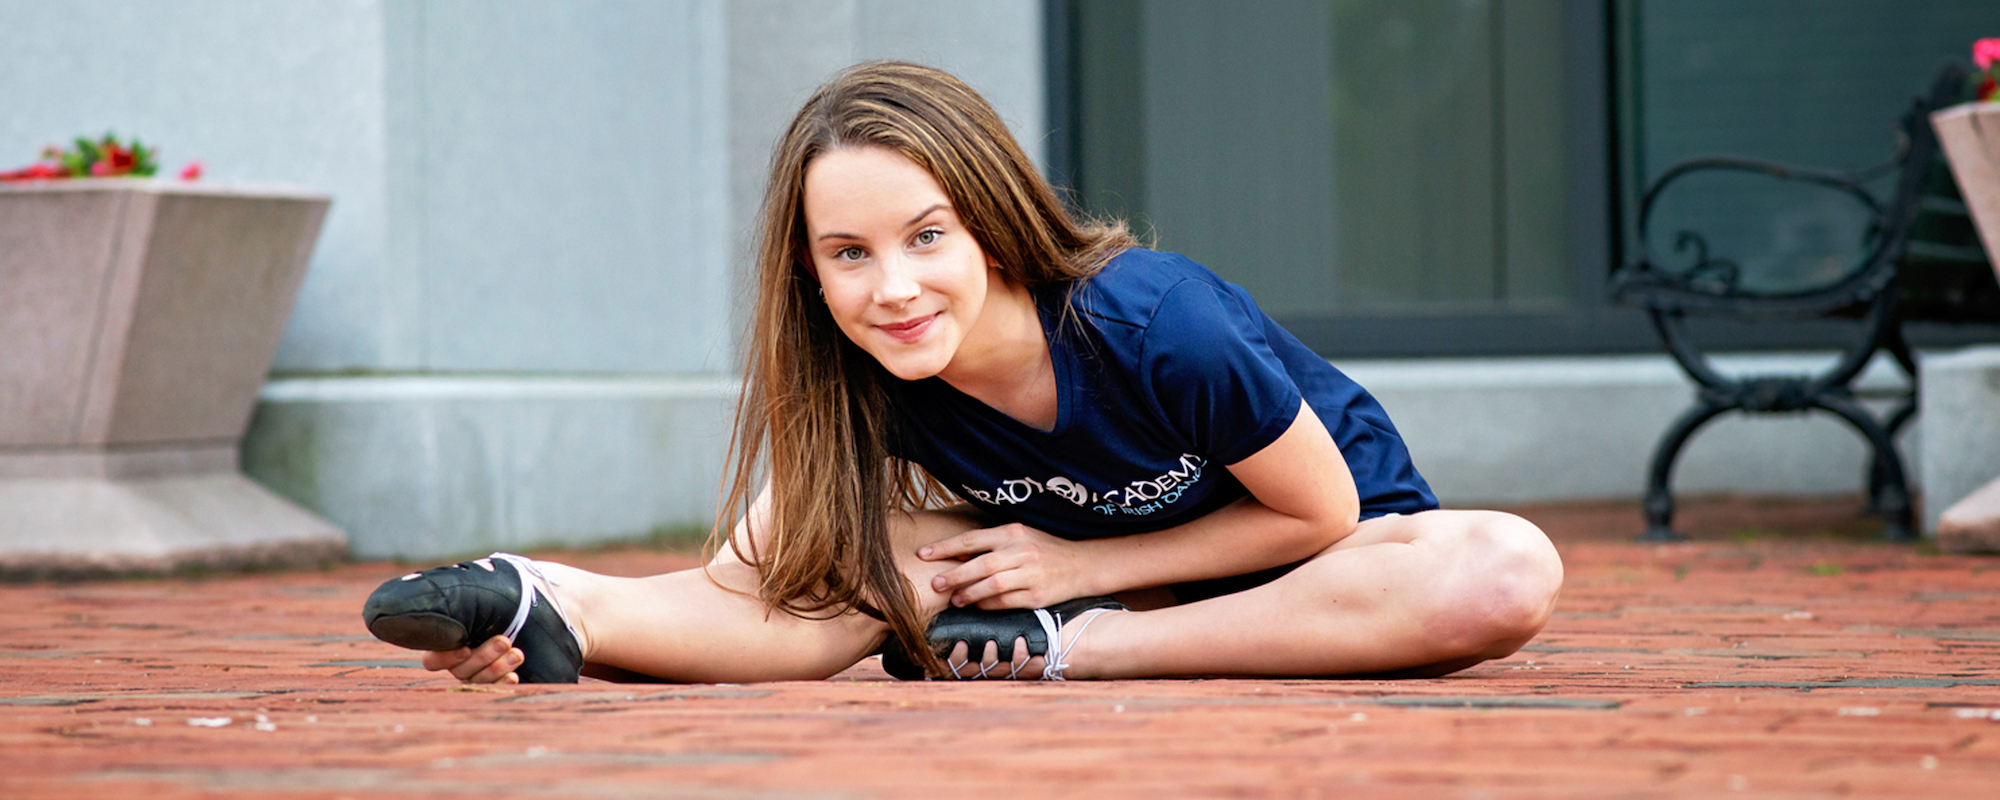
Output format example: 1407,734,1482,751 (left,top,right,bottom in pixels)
1428,512,1563,656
